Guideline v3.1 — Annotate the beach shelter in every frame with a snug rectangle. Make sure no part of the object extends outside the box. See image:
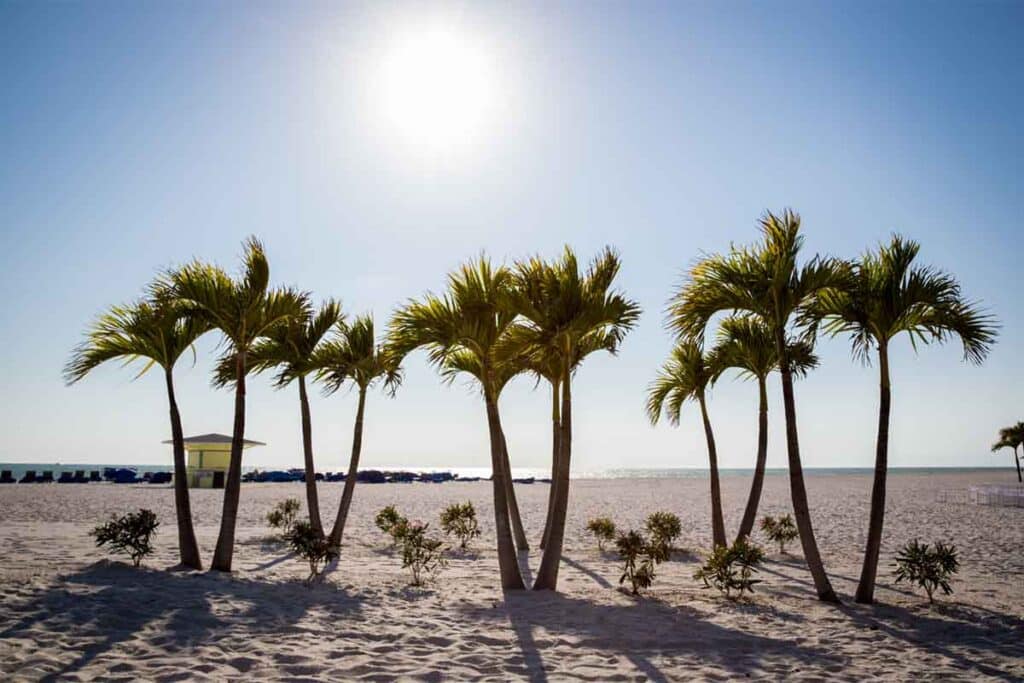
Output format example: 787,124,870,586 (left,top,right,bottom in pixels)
162,433,265,489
